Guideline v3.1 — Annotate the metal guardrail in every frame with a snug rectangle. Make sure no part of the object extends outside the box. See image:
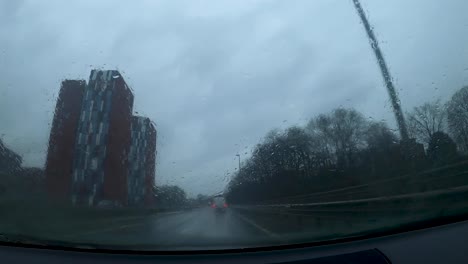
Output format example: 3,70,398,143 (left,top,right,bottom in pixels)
231,185,468,237
237,184,468,210
251,160,468,205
